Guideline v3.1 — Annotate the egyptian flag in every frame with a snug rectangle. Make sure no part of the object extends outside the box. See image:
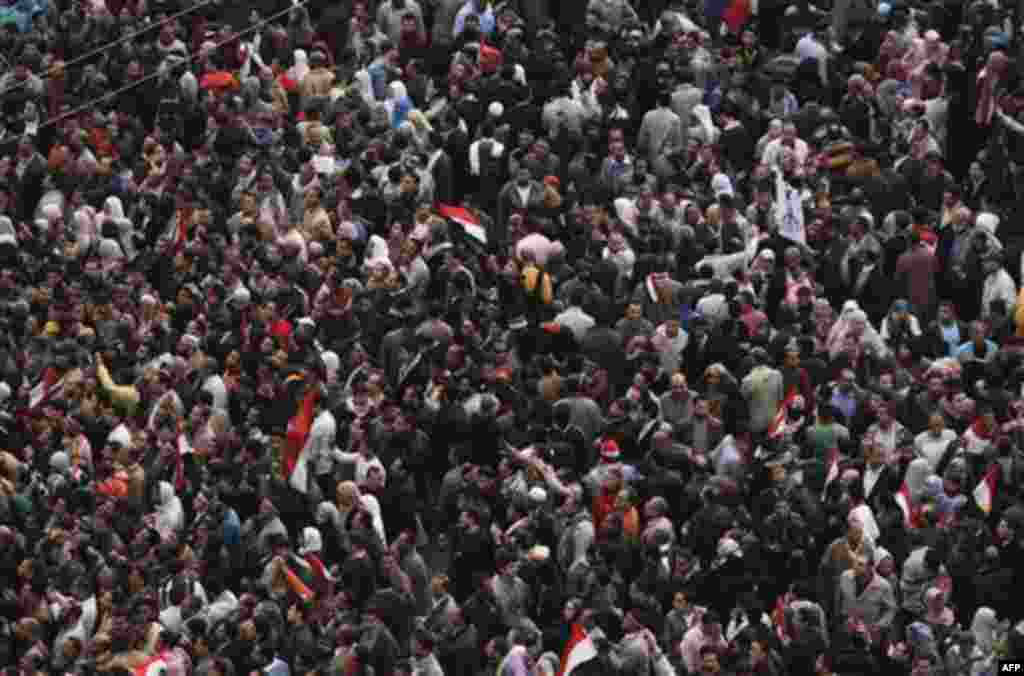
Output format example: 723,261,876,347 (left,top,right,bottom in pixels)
29,367,66,409
772,592,795,642
722,0,752,33
558,623,597,676
290,552,329,597
282,379,320,494
134,655,169,676
821,447,840,499
895,479,915,529
438,204,487,252
170,207,193,252
767,387,800,439
974,464,1001,515
281,561,316,606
